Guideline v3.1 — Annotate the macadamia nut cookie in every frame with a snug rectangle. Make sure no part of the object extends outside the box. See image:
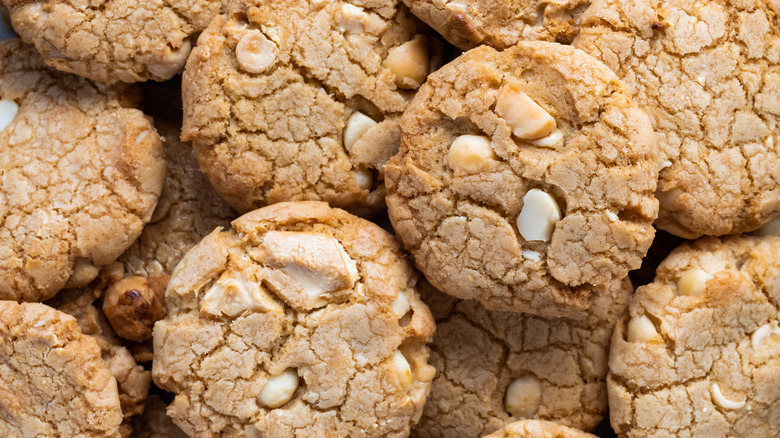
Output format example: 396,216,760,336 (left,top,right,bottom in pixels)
0,39,166,303
412,277,631,438
402,0,589,50
609,236,780,436
482,420,598,438
574,0,780,238
153,201,436,437
3,0,222,83
386,41,659,316
182,0,440,214
0,301,123,437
